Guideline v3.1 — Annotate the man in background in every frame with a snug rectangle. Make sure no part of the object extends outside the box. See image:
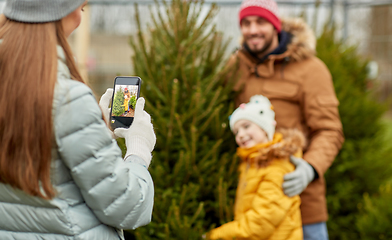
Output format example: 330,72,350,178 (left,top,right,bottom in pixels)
227,0,344,239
